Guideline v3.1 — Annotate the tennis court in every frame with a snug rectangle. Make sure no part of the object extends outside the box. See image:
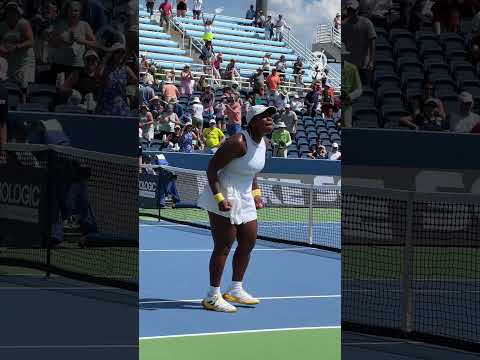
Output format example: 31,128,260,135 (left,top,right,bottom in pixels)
139,220,341,359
